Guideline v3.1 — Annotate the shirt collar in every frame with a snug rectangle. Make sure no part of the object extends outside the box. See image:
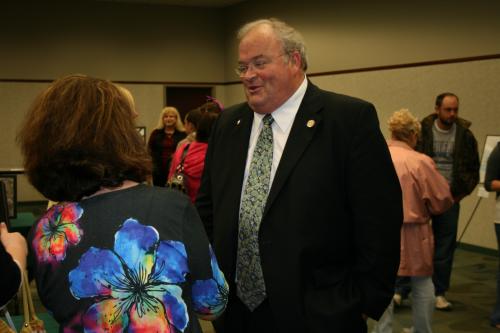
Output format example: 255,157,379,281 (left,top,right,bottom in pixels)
433,119,456,134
